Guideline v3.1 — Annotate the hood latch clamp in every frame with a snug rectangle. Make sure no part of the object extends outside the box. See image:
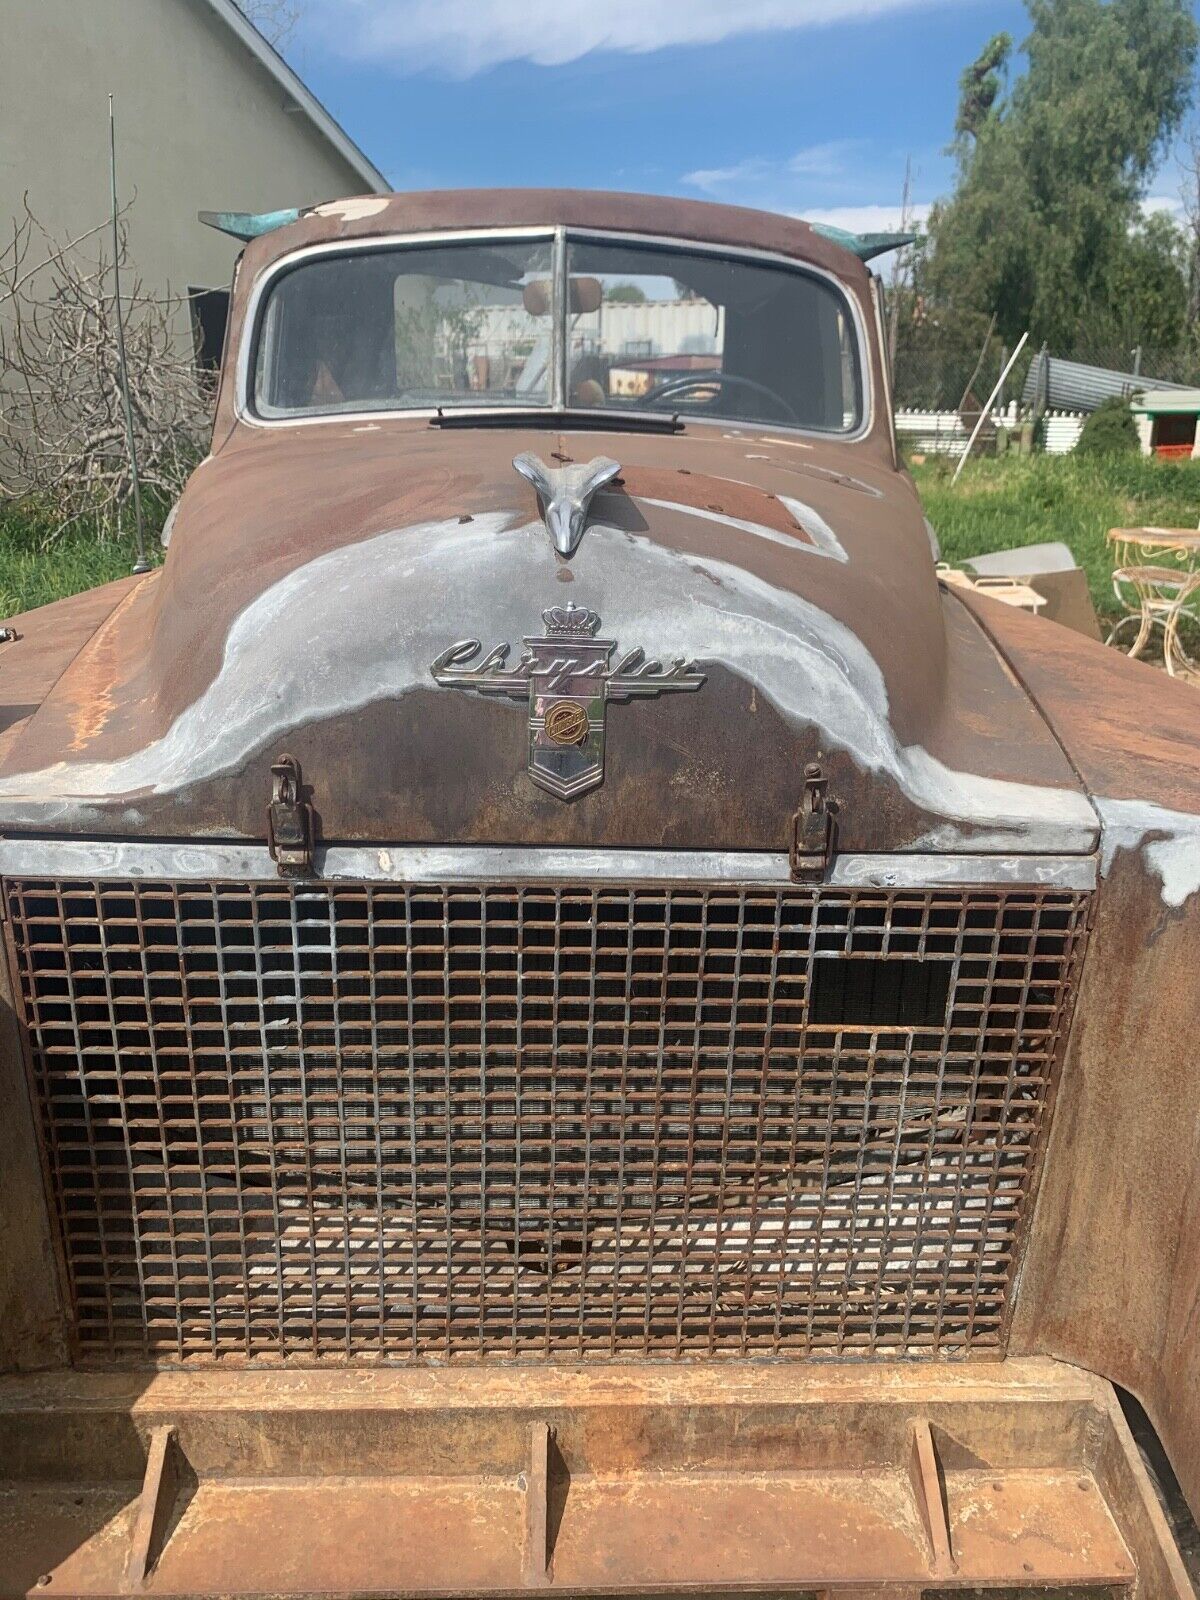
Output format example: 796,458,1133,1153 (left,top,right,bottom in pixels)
790,763,838,882
267,754,315,877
